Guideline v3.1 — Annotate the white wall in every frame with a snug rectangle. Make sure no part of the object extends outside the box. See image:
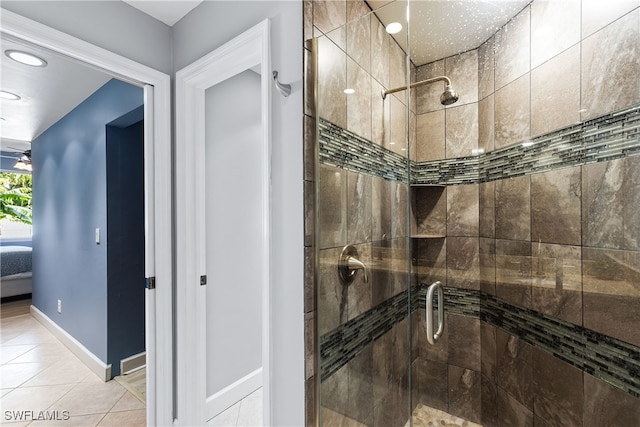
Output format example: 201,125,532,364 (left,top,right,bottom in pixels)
174,2,304,425
0,1,173,74
204,70,263,396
